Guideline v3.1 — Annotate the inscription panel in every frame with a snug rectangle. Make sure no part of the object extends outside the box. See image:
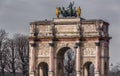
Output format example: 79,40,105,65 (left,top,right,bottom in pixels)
56,25,77,33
